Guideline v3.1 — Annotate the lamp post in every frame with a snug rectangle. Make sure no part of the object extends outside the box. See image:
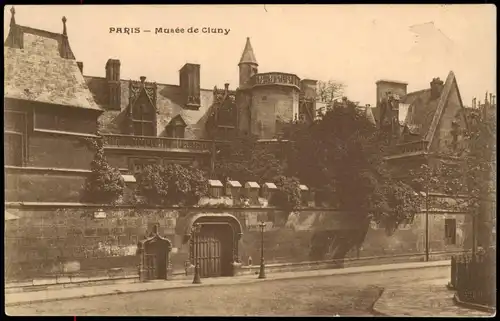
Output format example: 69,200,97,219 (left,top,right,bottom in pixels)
192,223,202,284
258,221,266,279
